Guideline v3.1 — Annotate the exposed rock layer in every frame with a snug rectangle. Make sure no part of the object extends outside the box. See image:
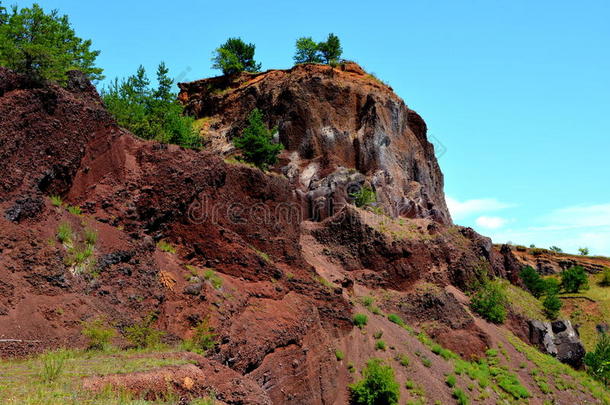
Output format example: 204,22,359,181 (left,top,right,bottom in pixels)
178,63,451,224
